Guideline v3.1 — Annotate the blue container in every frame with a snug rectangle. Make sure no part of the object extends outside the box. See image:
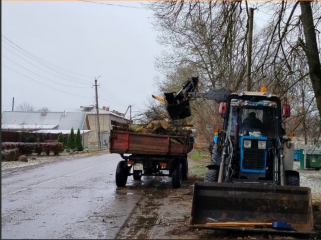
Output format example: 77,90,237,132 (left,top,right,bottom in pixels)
300,149,305,170
294,150,300,161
